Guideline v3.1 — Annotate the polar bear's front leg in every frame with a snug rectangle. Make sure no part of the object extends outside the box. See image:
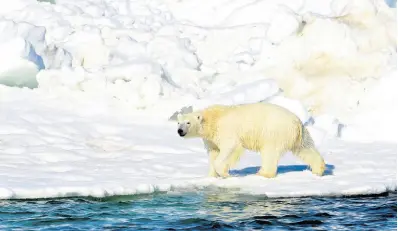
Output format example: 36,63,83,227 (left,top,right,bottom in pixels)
214,144,237,178
203,139,219,177
207,149,219,177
